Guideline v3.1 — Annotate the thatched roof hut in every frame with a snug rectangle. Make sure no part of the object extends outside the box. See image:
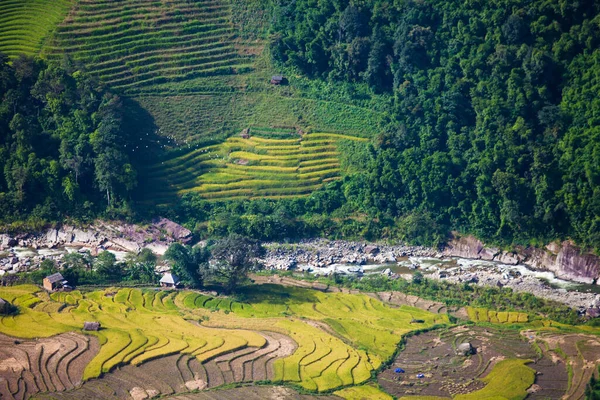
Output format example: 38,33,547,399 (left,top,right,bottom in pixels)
83,321,101,331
